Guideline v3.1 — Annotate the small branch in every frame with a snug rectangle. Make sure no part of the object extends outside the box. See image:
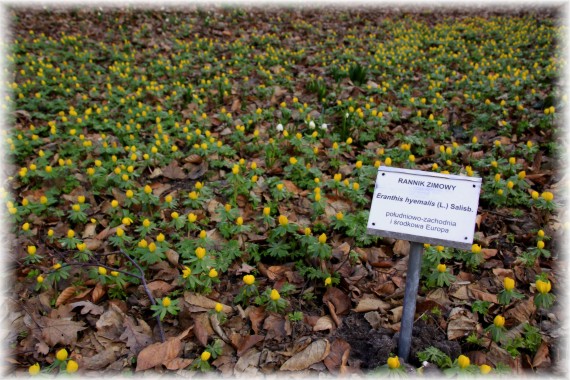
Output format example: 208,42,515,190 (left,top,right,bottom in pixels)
119,248,166,343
